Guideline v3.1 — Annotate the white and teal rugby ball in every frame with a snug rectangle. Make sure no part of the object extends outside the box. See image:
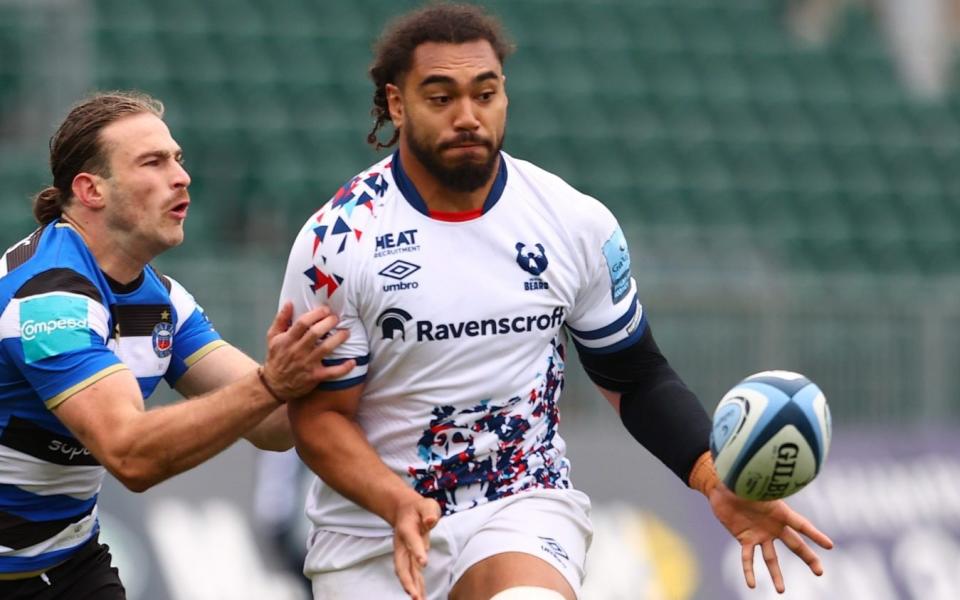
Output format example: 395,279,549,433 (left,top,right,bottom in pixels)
710,371,831,501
